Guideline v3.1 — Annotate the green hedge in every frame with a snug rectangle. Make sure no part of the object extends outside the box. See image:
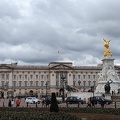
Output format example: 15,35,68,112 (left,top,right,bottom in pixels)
0,107,81,120
0,107,119,120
